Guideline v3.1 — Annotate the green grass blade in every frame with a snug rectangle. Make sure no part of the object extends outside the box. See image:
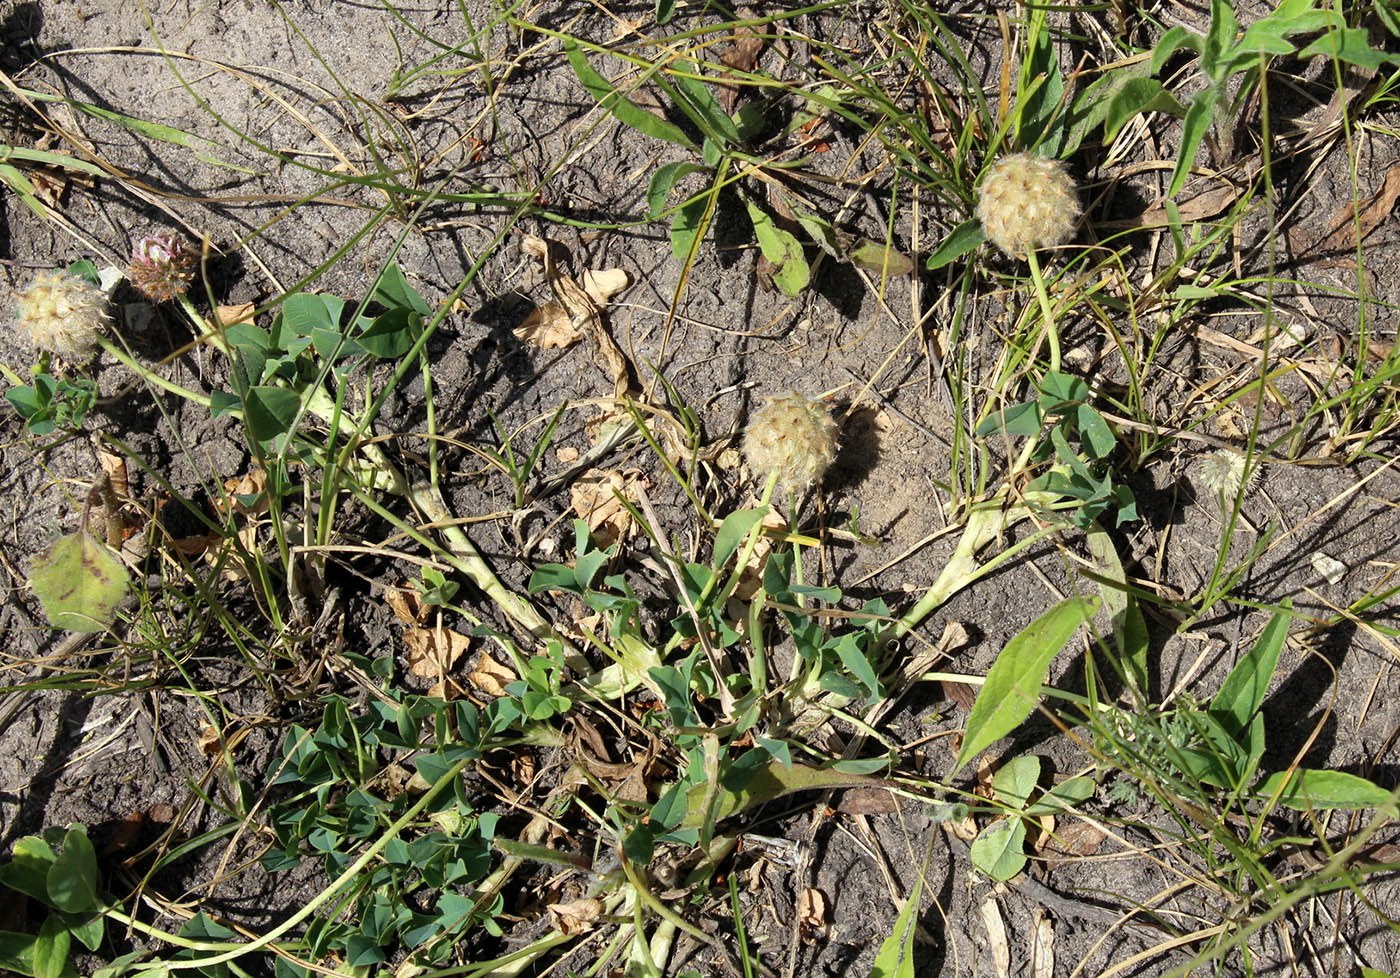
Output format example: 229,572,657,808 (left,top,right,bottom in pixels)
564,40,696,150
